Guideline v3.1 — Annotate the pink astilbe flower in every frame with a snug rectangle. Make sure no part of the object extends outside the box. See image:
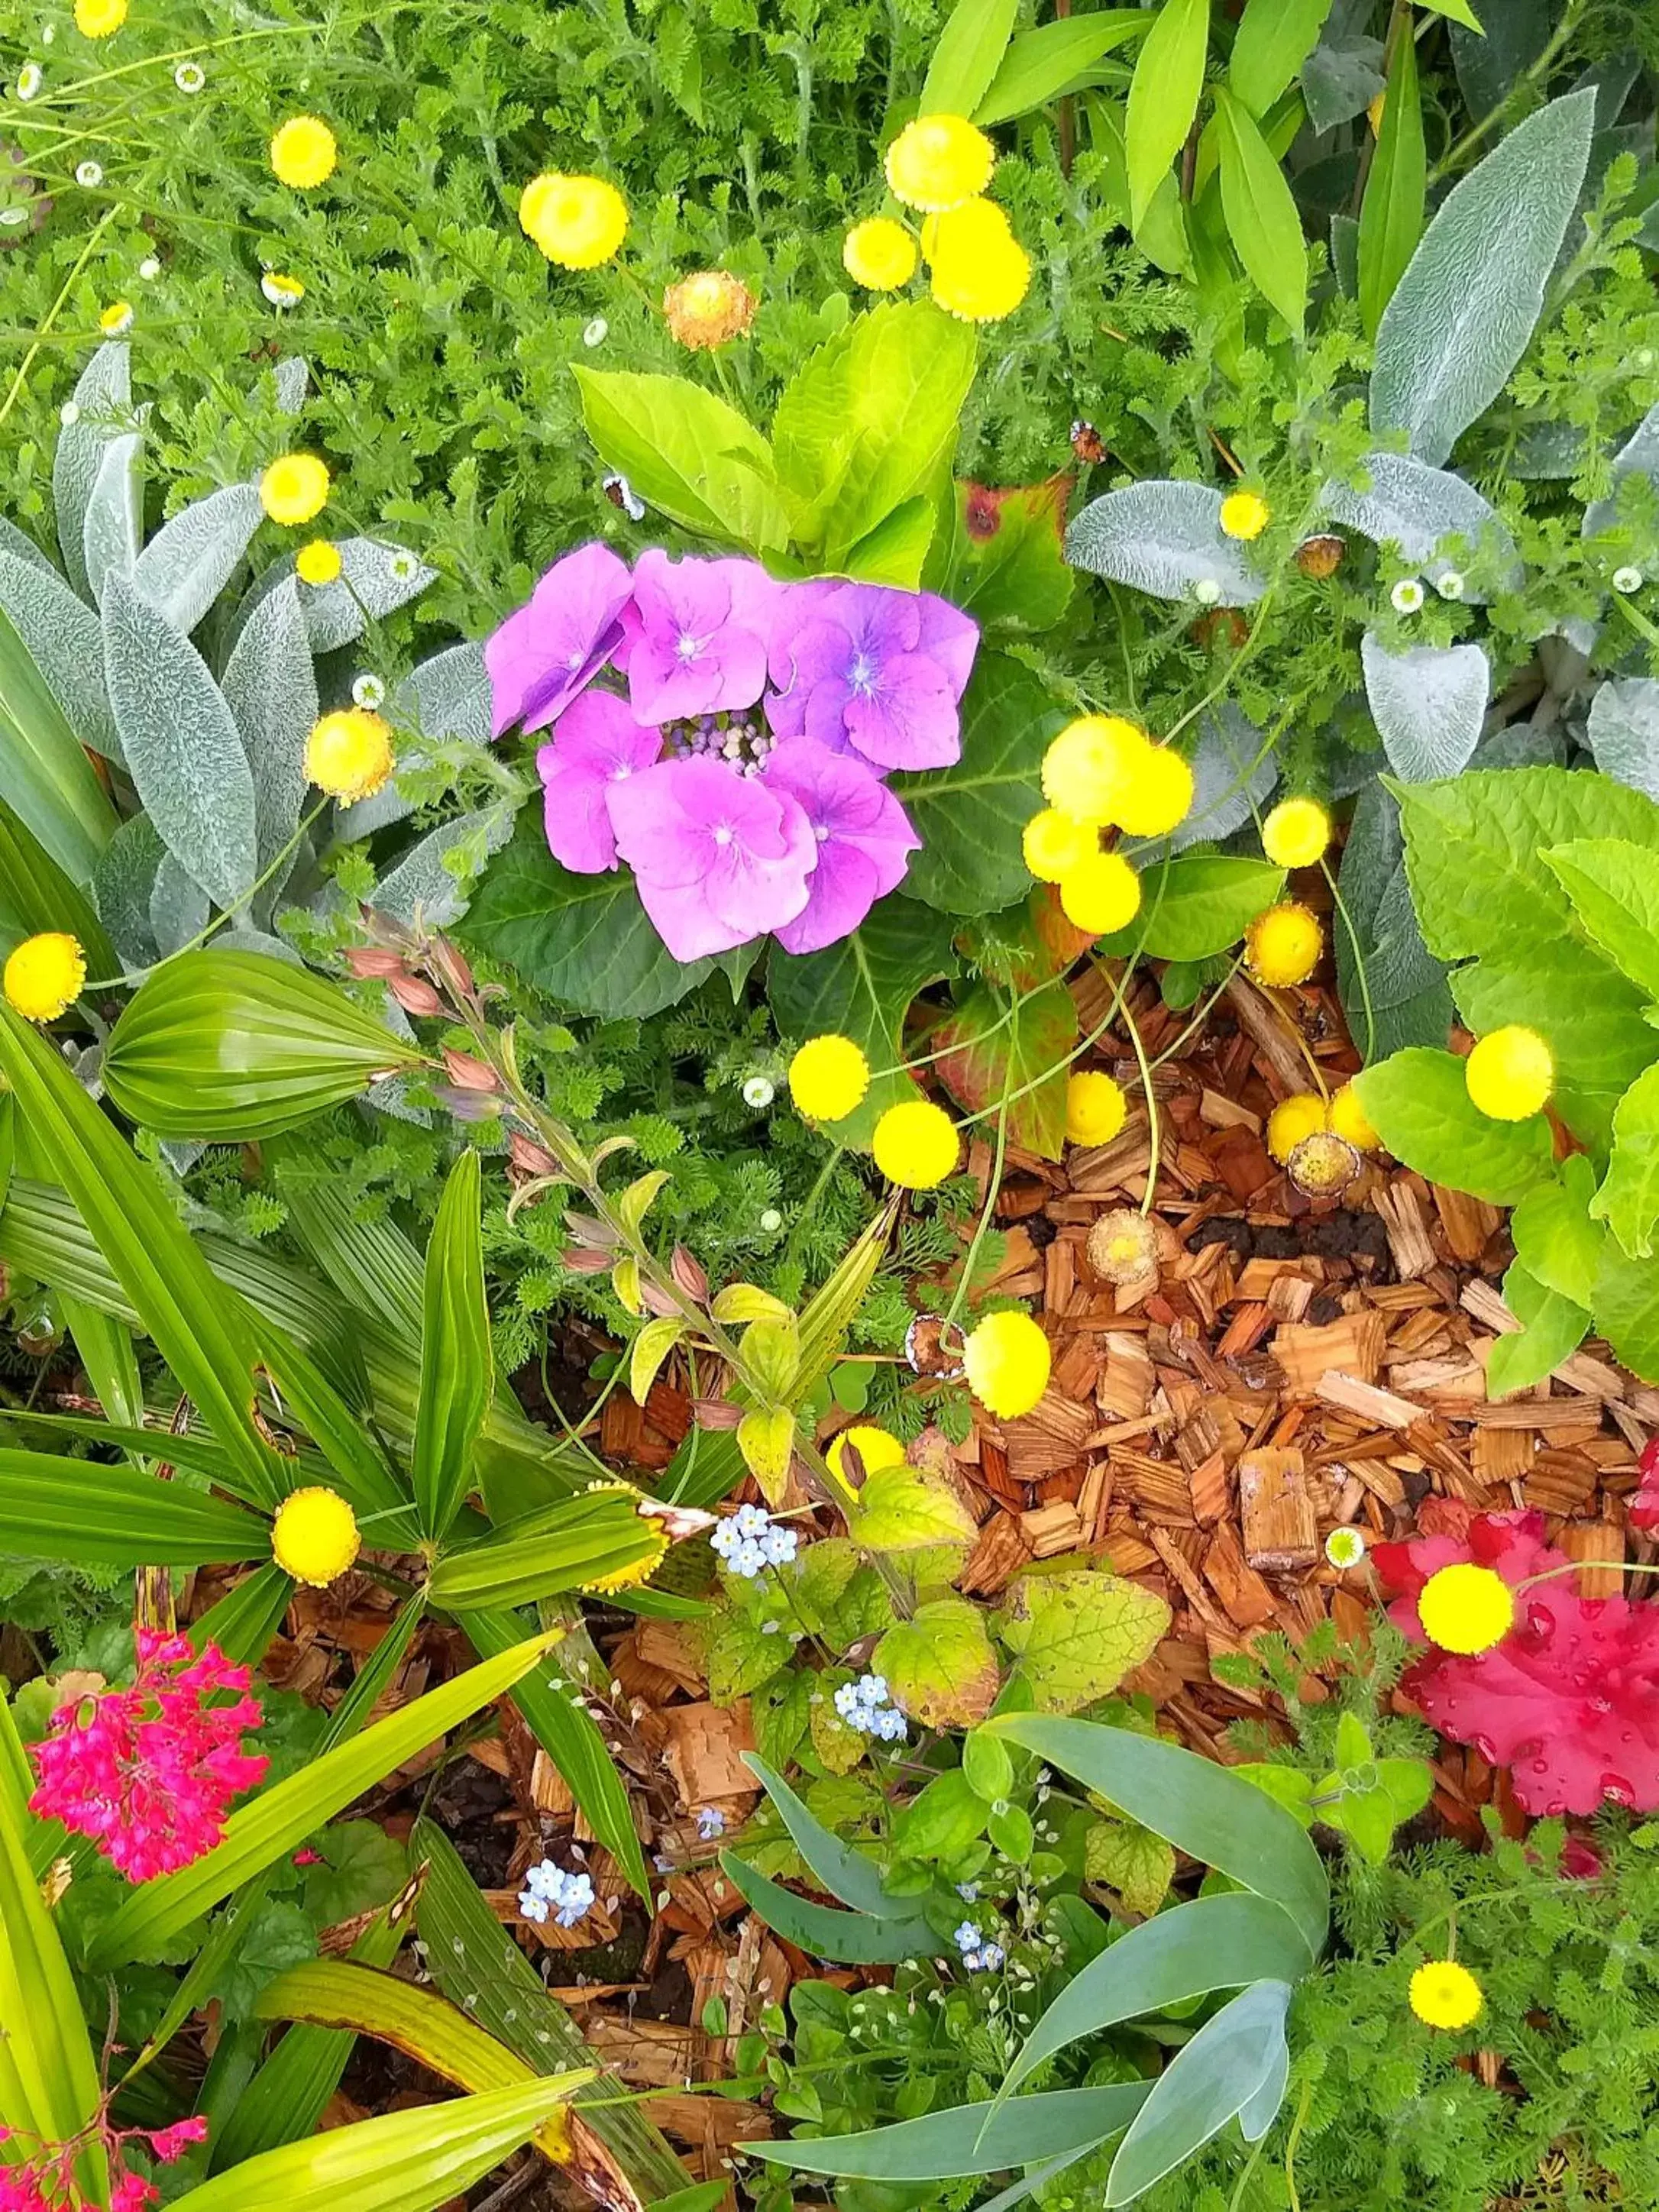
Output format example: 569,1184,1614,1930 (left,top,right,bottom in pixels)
29,1629,267,1880
0,2113,208,2212
1376,1509,1659,1816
